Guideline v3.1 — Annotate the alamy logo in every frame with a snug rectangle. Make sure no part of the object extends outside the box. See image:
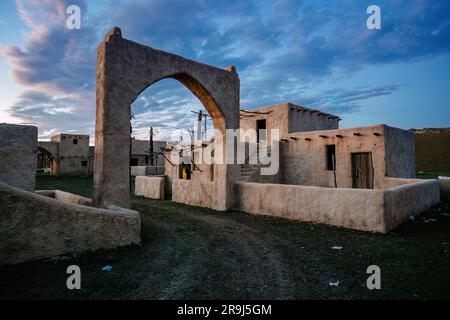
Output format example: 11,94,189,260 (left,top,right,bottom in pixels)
366,265,381,290
66,265,81,290
367,5,381,30
66,5,81,30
